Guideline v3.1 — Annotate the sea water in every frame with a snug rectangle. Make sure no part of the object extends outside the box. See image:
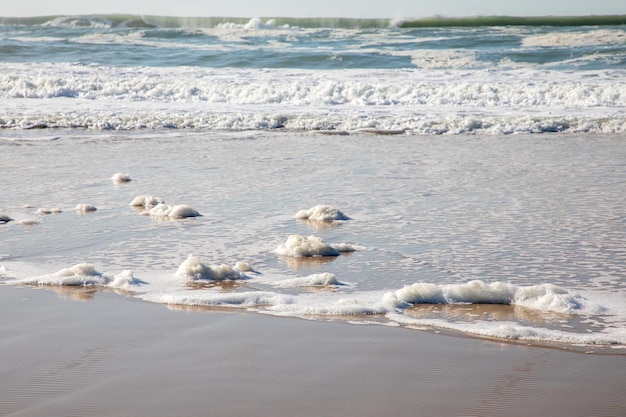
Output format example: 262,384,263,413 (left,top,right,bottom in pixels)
0,15,625,350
